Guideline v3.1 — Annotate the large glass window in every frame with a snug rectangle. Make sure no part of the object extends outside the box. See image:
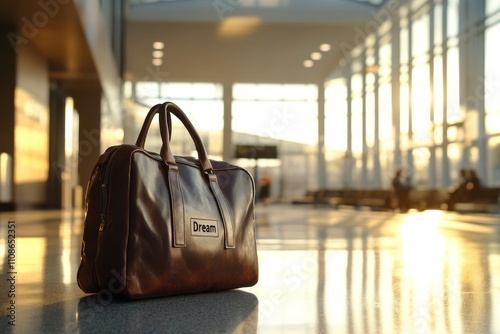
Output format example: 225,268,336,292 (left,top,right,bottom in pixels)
351,98,364,156
378,82,392,144
445,0,461,126
350,74,364,155
400,22,410,144
365,74,376,148
447,0,459,38
327,0,499,189
325,79,348,152
325,79,348,188
400,78,410,136
400,25,409,65
485,23,500,135
487,0,500,16
433,55,444,125
377,35,393,187
232,84,317,145
232,83,318,198
411,10,431,146
433,55,444,145
378,39,392,147
412,13,430,56
412,63,431,144
434,4,443,46
446,47,462,123
132,81,224,158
